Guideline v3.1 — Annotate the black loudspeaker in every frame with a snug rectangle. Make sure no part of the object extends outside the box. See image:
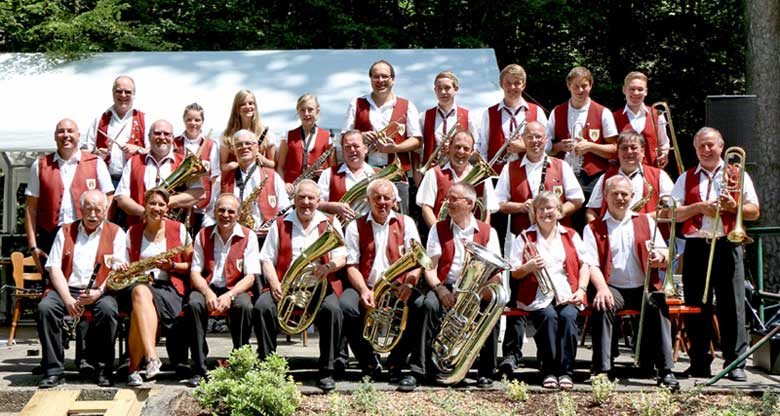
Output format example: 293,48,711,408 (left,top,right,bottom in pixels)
705,95,757,150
